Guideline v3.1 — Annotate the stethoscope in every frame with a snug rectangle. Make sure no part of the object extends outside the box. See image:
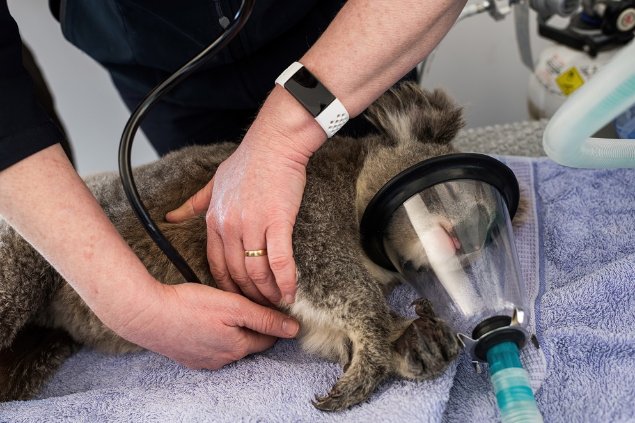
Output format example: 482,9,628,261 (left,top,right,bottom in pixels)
118,0,255,283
